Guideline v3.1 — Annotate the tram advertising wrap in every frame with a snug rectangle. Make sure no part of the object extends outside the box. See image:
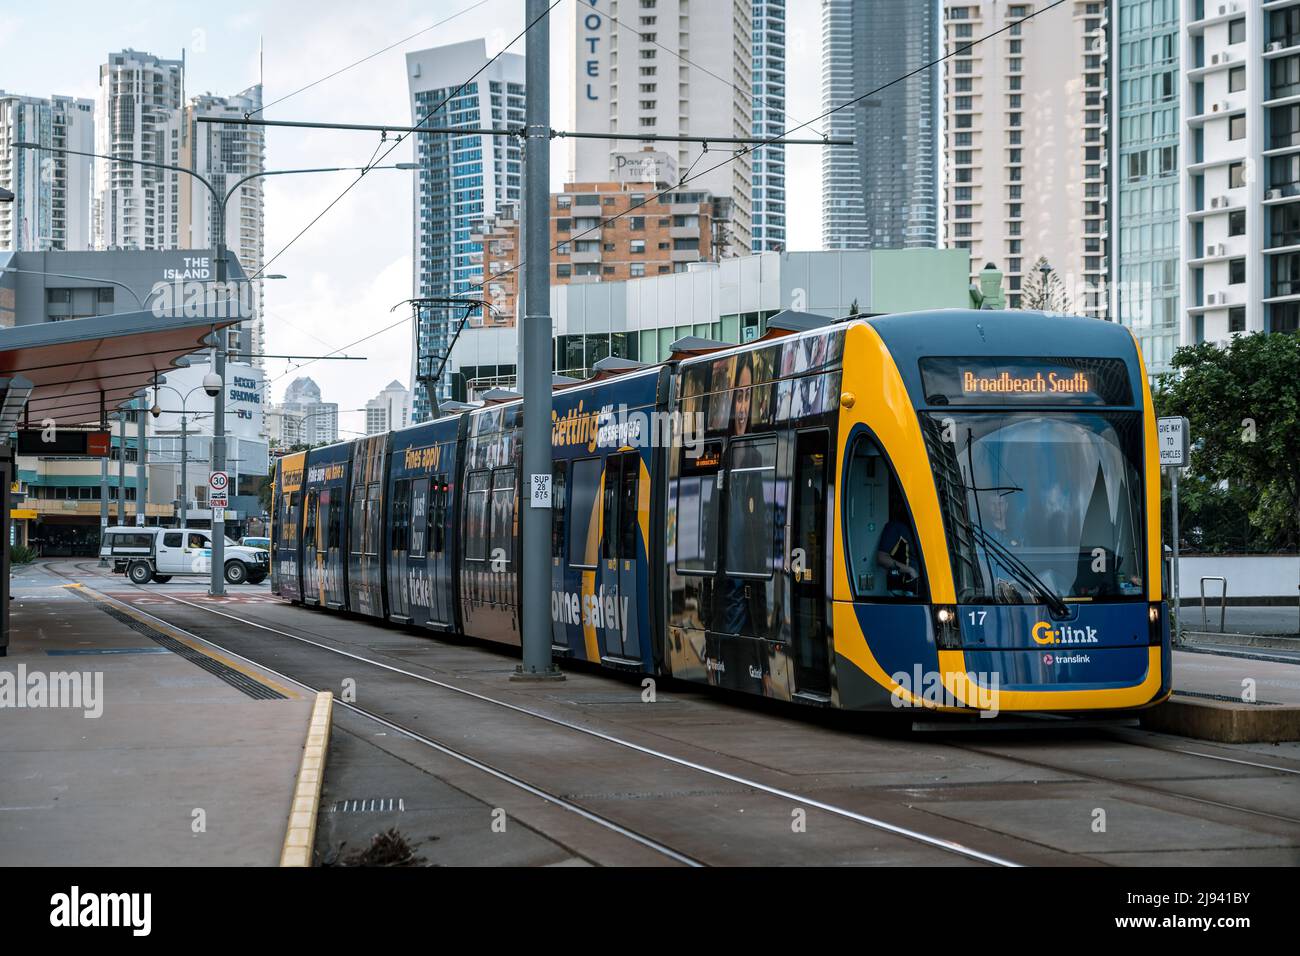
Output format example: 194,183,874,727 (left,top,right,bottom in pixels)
271,309,1170,717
